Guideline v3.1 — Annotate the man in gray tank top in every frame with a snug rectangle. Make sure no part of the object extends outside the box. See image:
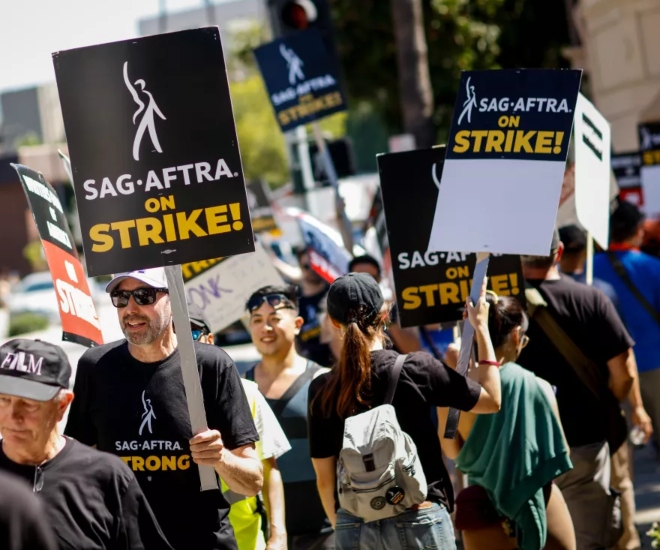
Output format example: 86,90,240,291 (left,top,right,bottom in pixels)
244,285,333,550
